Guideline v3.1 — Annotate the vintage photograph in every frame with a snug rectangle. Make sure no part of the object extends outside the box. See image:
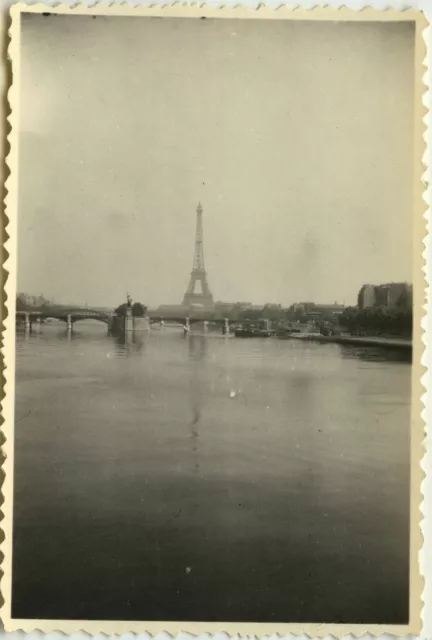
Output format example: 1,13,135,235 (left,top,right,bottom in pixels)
2,5,426,635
